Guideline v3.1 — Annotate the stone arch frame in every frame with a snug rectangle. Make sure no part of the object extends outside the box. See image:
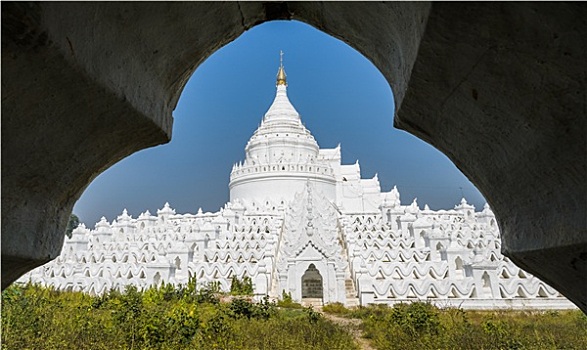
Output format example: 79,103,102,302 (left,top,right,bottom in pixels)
292,259,331,303
1,2,585,312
